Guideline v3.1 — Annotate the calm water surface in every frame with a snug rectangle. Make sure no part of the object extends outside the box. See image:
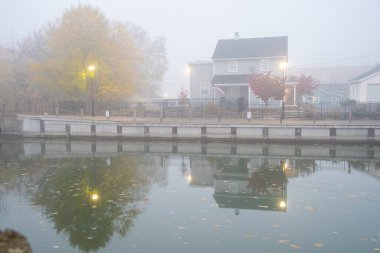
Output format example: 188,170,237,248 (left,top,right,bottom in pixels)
1,140,380,252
